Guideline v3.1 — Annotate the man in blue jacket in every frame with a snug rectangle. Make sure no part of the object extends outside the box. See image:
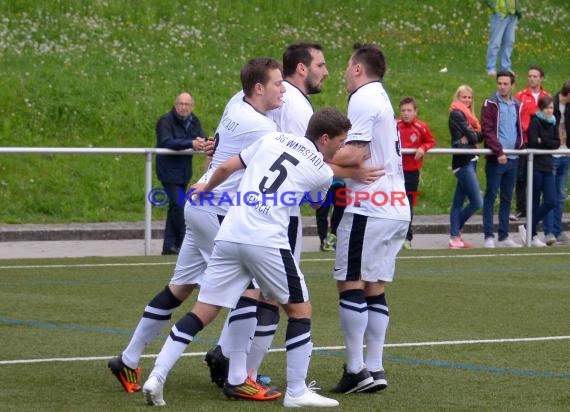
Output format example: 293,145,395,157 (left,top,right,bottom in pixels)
156,92,206,255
